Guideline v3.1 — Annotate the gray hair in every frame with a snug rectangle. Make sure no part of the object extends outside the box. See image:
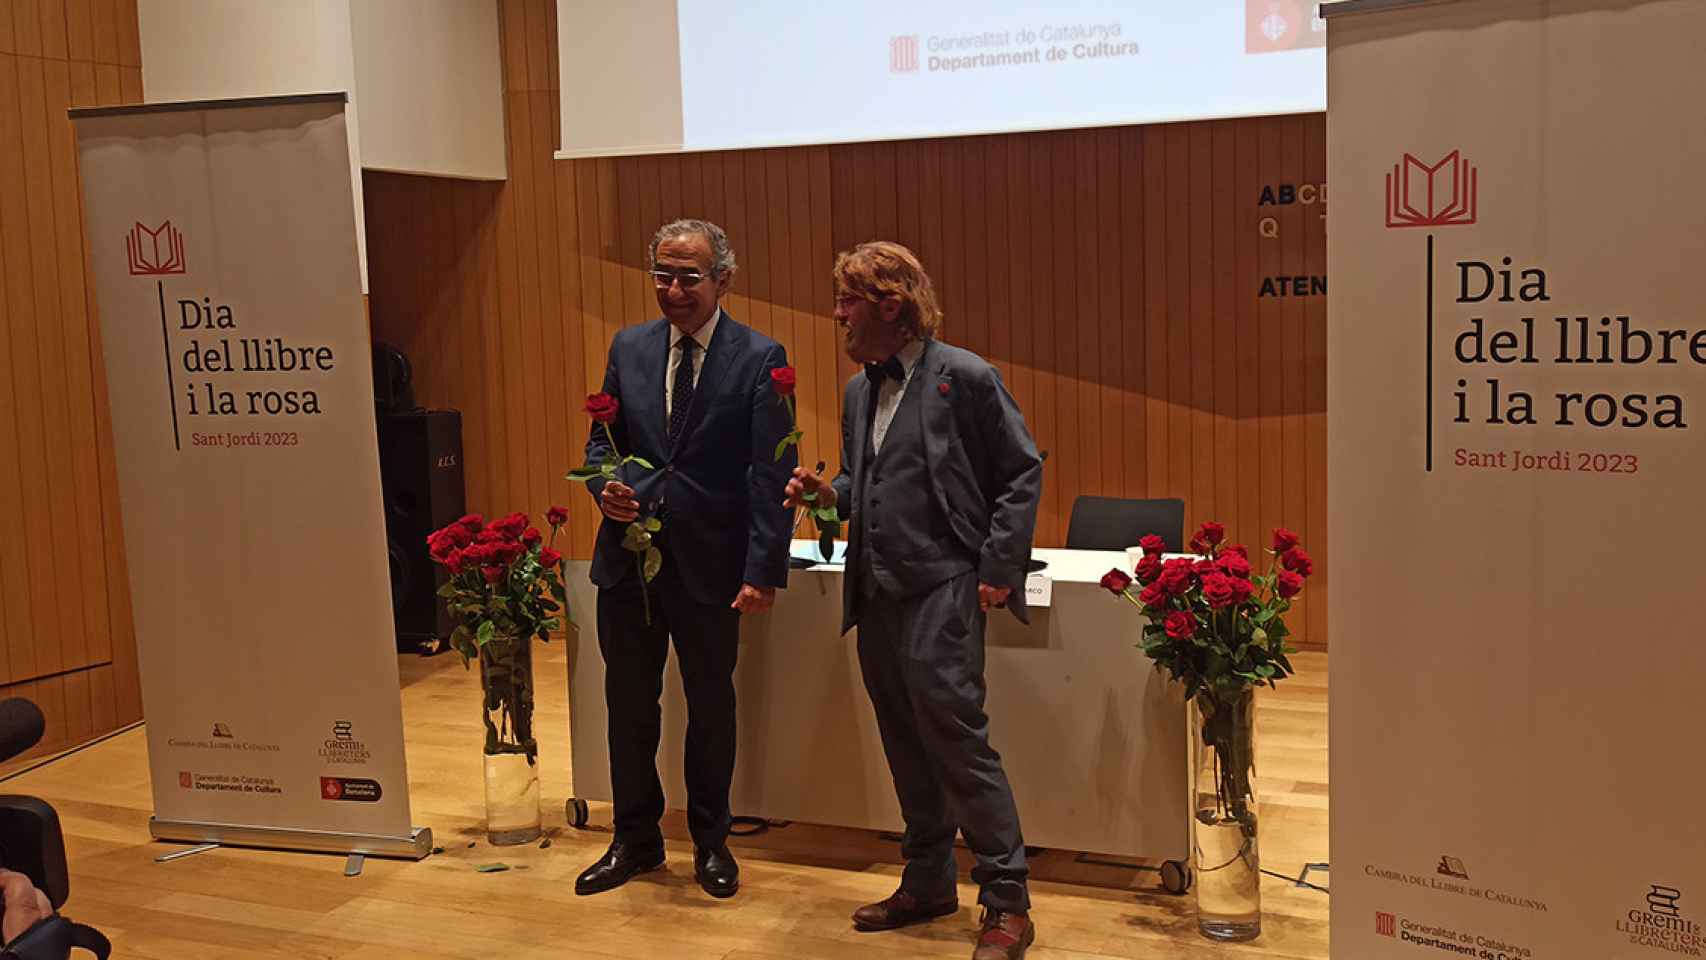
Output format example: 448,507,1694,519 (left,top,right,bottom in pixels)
648,219,738,279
